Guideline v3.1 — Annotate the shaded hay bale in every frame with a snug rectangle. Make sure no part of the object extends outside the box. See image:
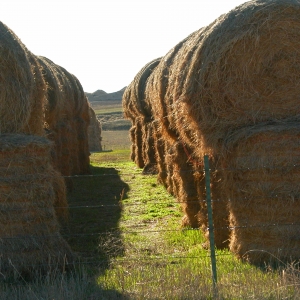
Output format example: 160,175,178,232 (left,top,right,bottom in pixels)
88,105,102,152
0,22,46,135
39,56,90,177
0,134,74,278
222,122,300,264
